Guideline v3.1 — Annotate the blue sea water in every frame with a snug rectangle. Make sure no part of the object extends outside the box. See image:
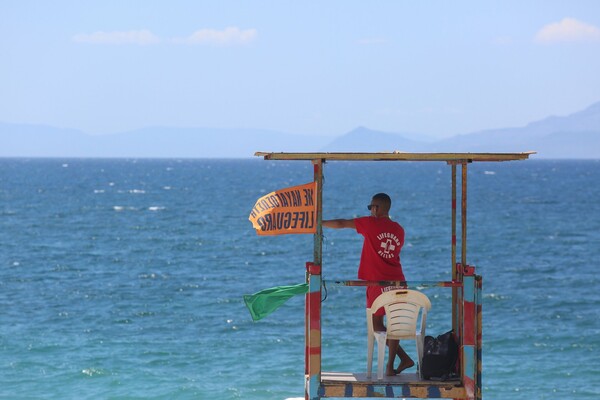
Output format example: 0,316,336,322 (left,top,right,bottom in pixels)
1,158,599,400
